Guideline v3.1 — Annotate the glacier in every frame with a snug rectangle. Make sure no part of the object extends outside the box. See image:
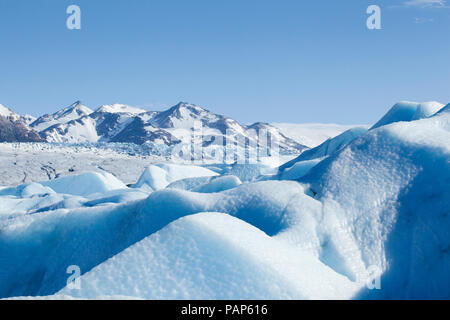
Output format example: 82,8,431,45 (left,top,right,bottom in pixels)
0,101,449,300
